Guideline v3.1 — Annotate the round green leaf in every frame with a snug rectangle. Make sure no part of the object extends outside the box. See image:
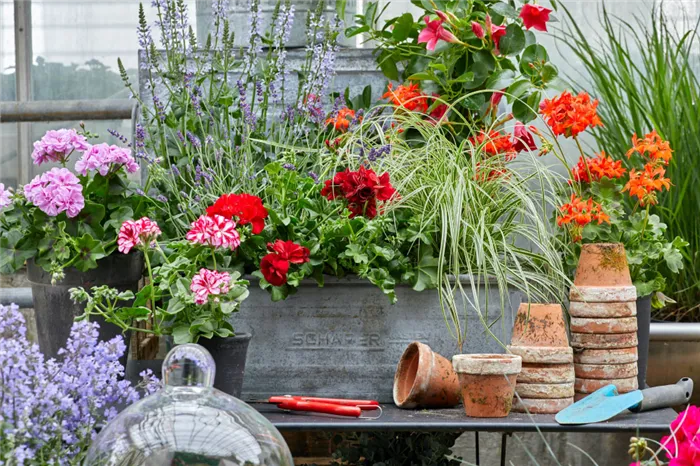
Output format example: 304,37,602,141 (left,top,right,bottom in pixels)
499,24,526,56
520,44,549,76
